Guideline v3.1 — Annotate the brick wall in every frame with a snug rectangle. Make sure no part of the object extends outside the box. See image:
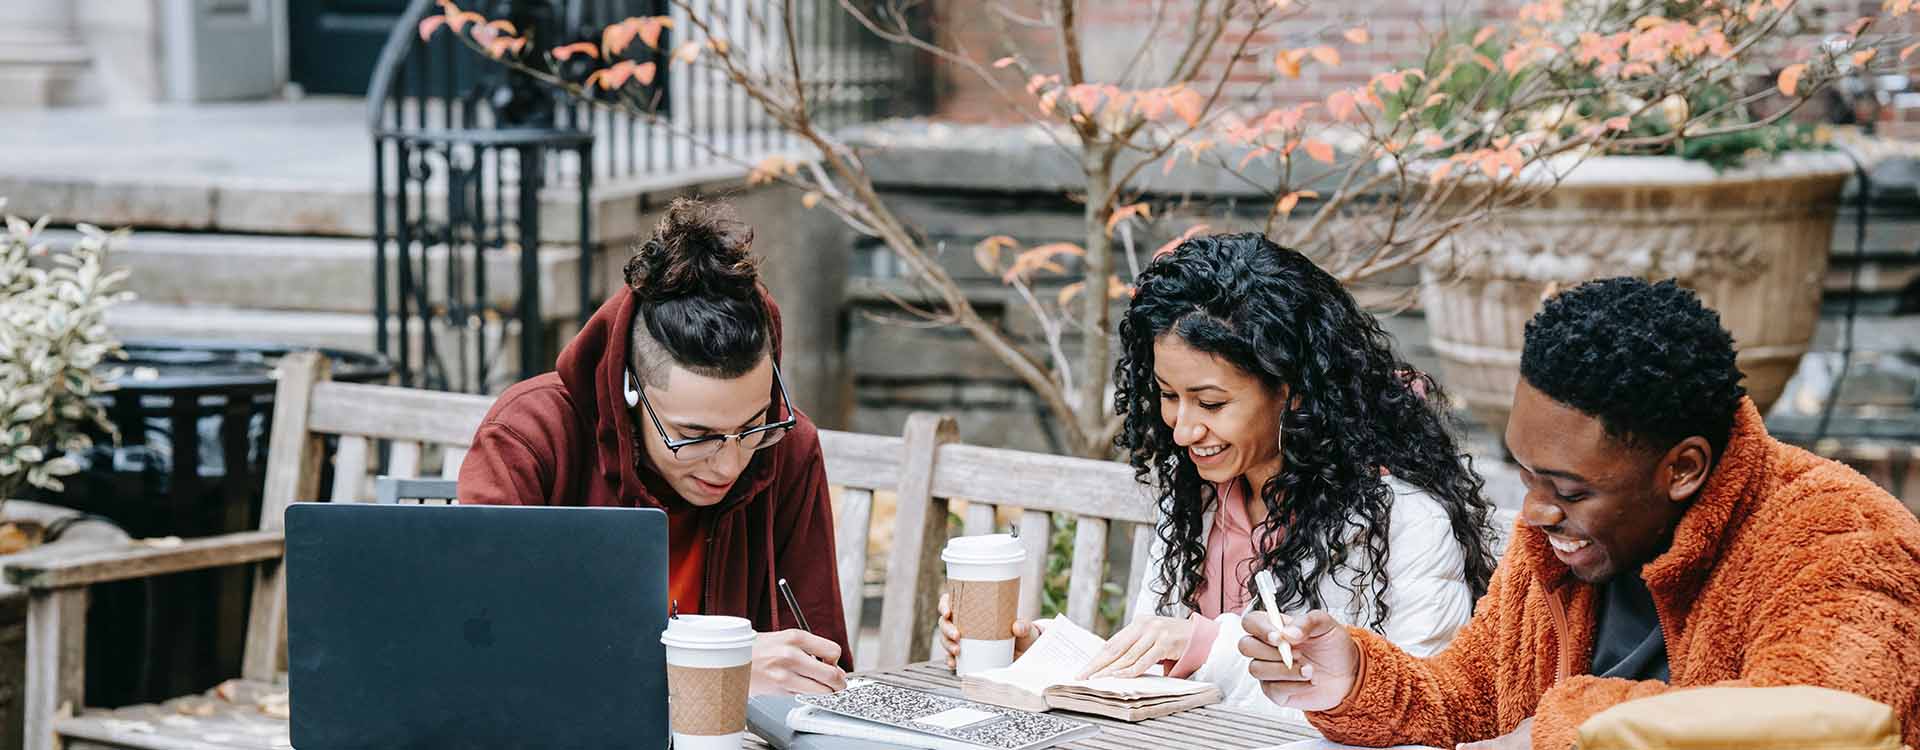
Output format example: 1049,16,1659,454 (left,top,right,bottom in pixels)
928,0,1901,124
